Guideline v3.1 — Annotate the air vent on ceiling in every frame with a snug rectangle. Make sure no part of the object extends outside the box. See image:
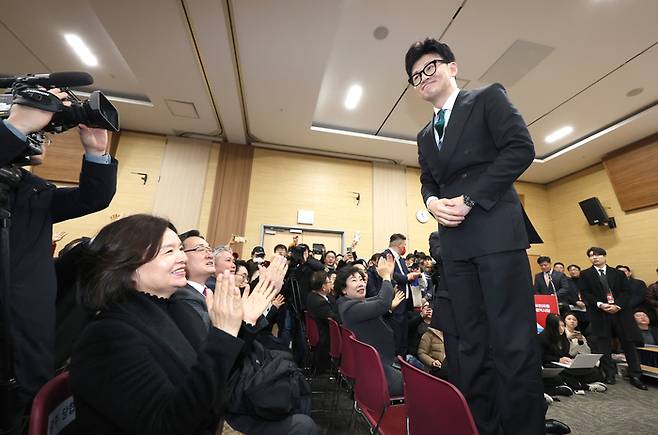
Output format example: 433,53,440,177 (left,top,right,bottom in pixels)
479,39,554,87
165,99,199,119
